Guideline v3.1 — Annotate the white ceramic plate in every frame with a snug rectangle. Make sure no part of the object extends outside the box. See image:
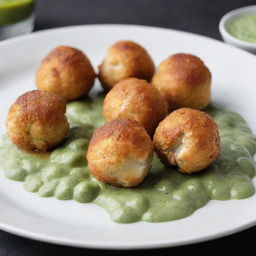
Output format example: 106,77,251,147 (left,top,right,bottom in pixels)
0,24,255,250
